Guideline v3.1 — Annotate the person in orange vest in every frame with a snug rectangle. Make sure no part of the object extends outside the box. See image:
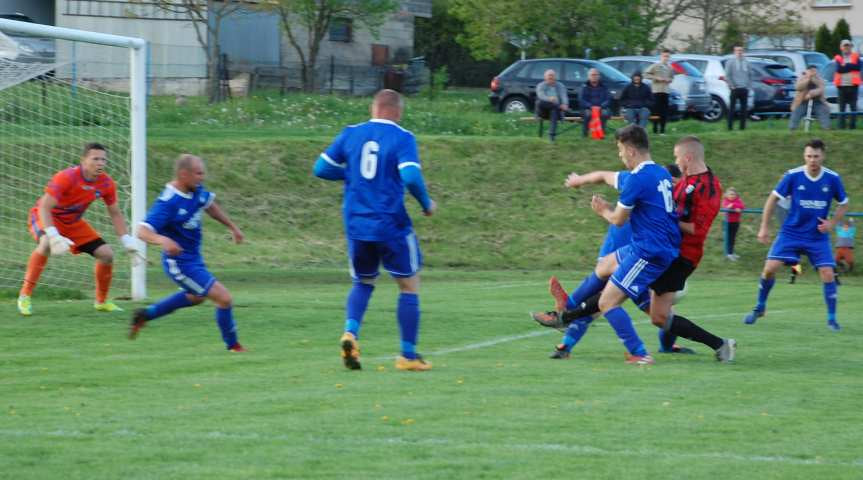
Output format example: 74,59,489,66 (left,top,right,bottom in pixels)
834,39,861,130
